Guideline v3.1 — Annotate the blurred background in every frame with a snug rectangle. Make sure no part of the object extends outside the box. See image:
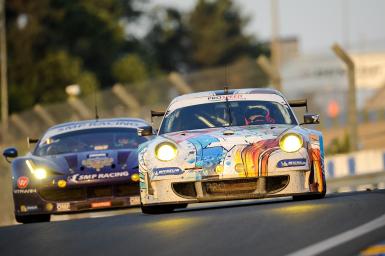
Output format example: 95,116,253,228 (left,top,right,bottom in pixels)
1,0,385,225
